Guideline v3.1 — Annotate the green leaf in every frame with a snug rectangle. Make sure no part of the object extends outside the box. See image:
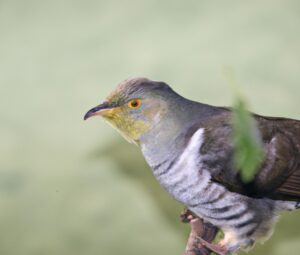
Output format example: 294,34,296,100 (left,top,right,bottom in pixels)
223,67,264,183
